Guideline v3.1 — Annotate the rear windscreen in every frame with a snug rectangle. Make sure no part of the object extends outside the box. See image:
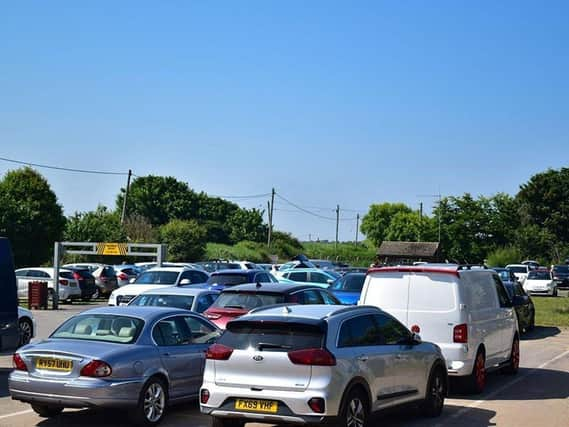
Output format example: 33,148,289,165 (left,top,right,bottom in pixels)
508,266,527,274
207,274,250,286
219,322,324,351
211,292,284,310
